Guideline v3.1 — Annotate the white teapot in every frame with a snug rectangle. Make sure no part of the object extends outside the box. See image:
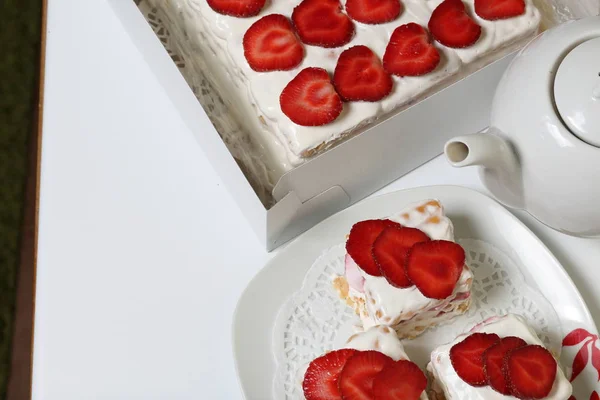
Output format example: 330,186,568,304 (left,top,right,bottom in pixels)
444,16,600,237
